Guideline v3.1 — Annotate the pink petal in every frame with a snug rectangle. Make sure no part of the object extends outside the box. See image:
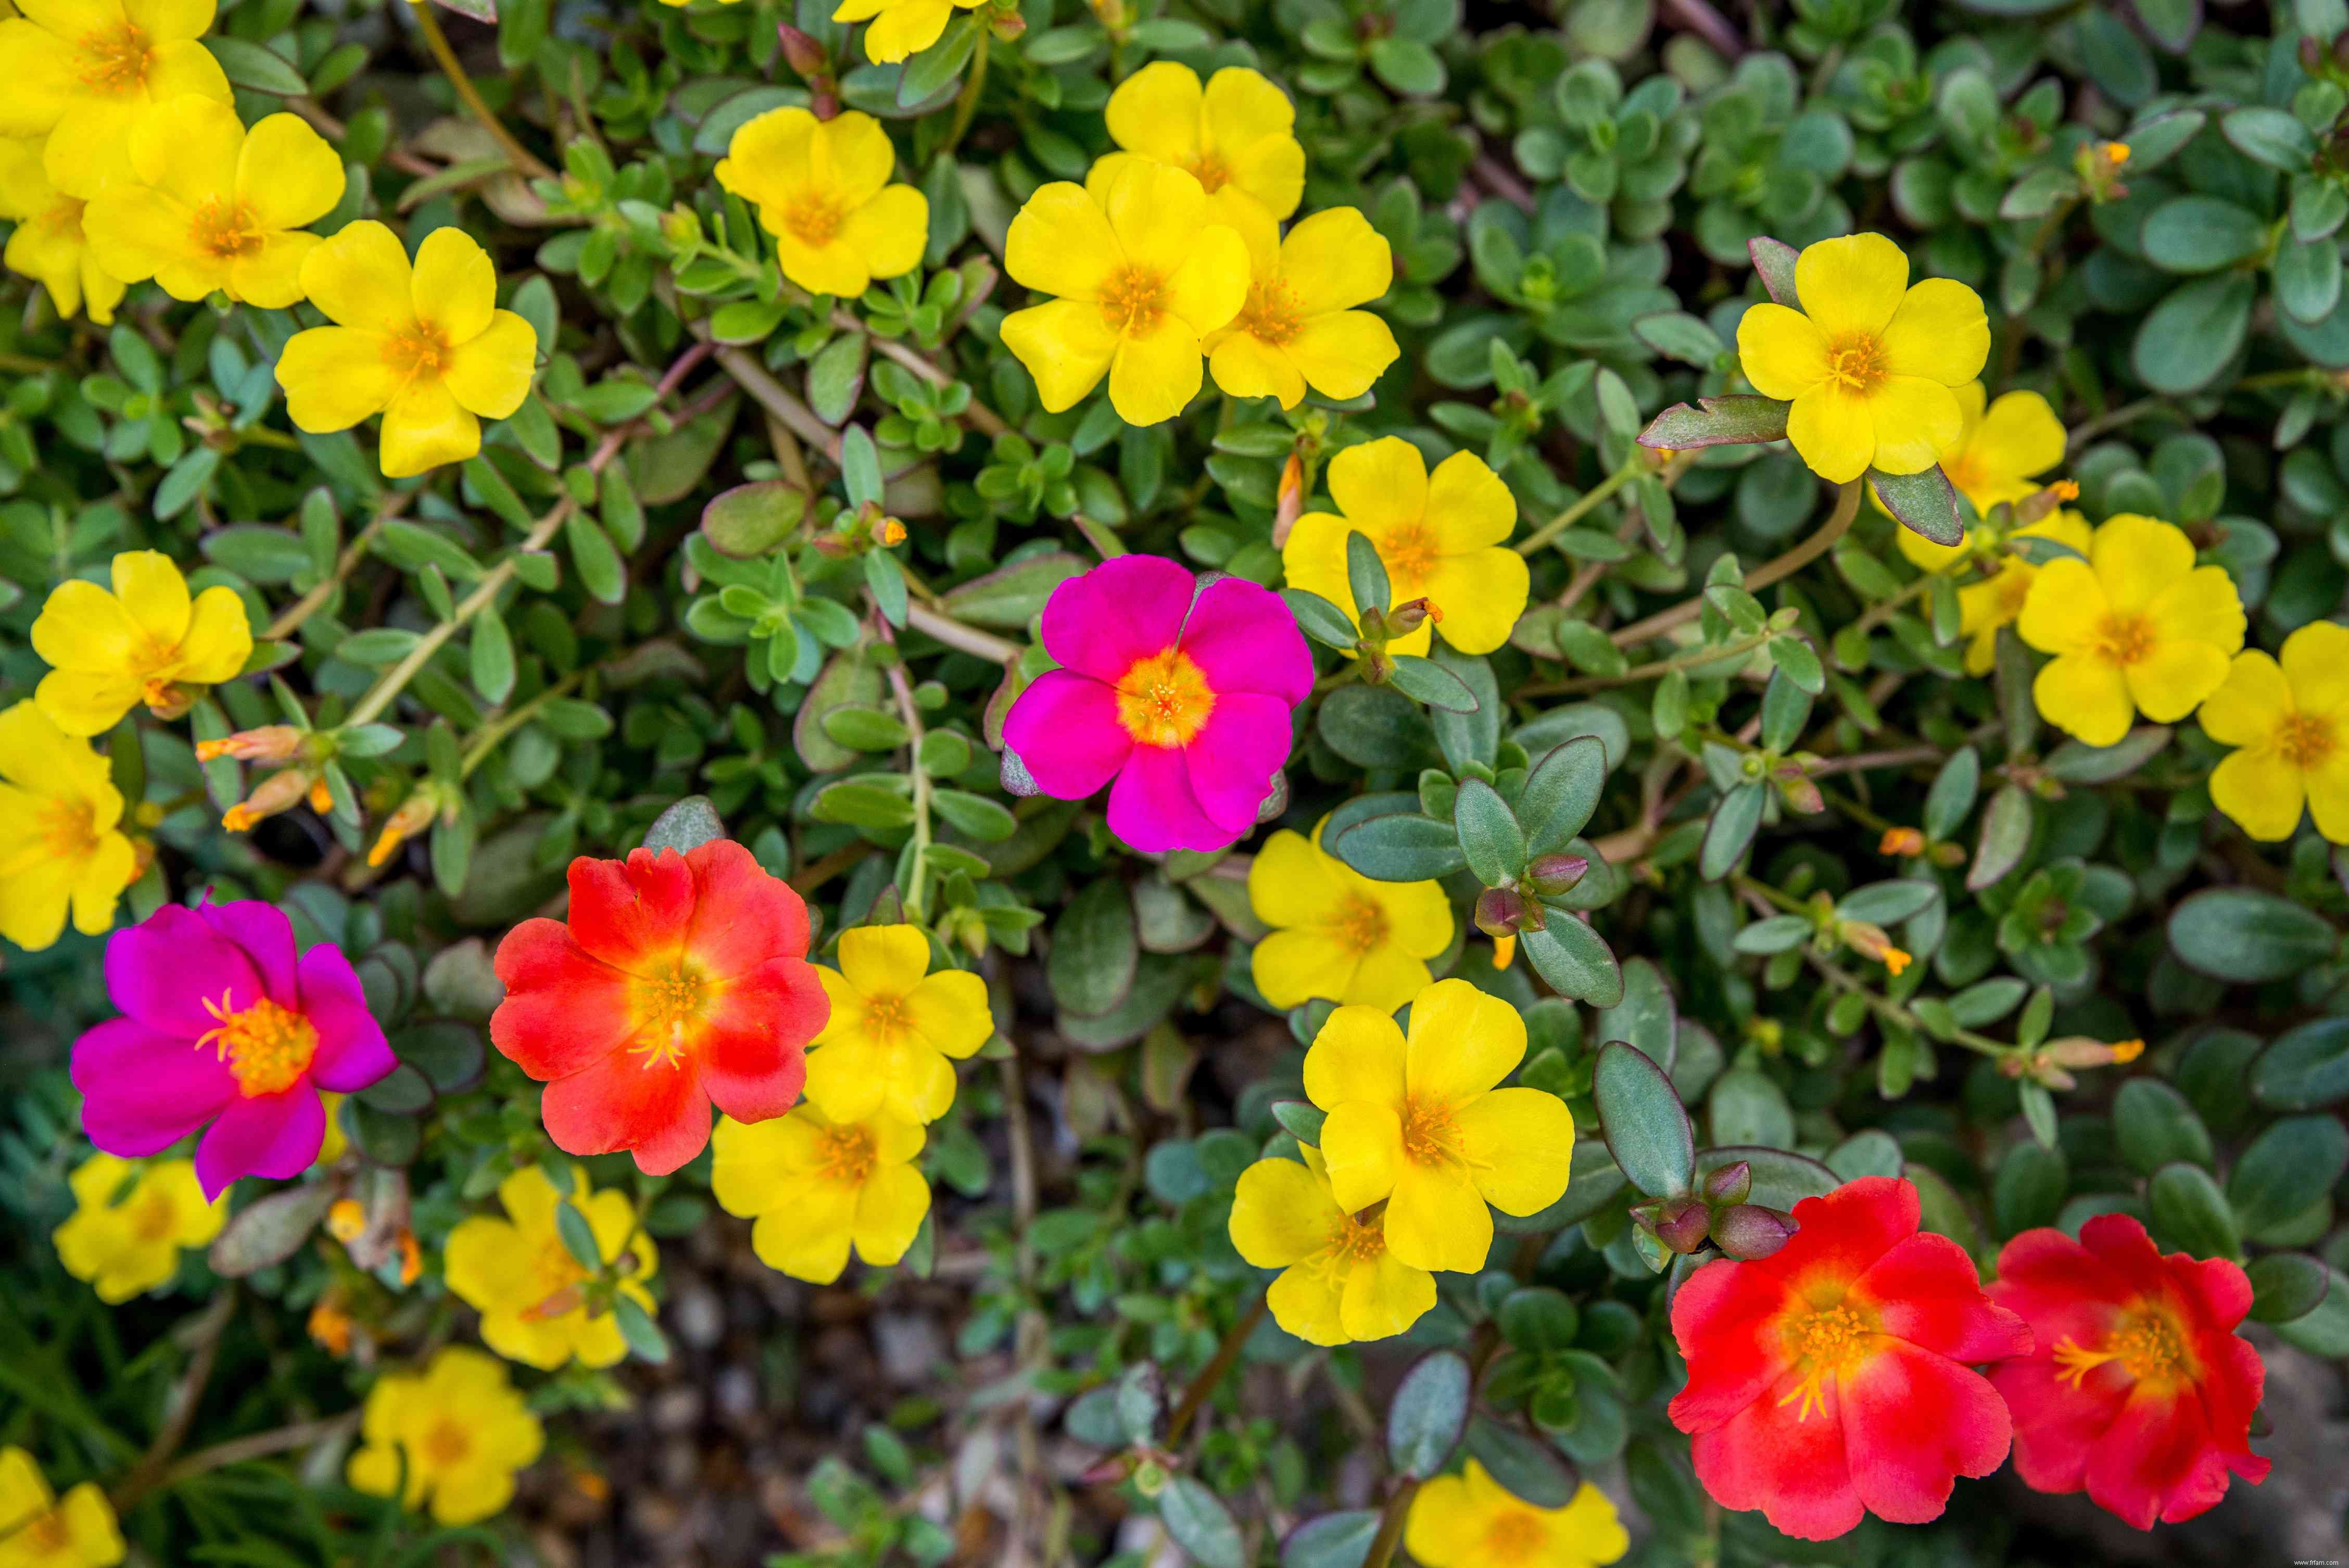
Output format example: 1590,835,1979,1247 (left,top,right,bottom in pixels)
1182,693,1294,835
1108,743,1234,854
684,838,811,978
1001,669,1134,801
107,904,265,1038
195,1088,325,1198
196,900,300,1006
1040,555,1195,681
296,943,395,1092
72,1017,235,1156
566,848,697,972
1178,574,1314,703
